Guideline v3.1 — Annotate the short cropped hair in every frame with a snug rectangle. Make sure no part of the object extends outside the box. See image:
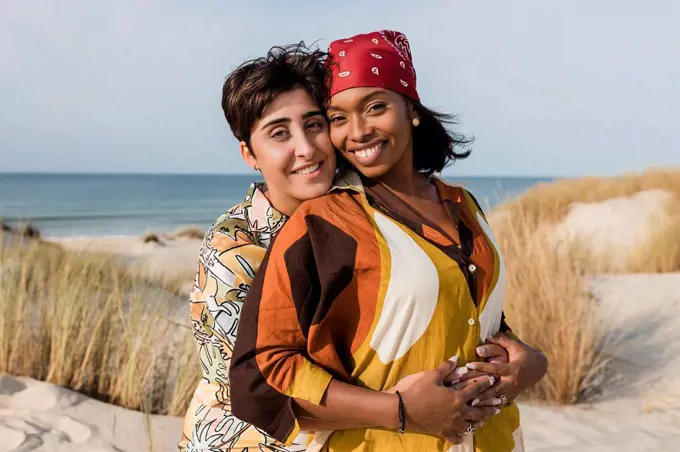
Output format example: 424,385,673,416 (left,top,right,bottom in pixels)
221,43,327,148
